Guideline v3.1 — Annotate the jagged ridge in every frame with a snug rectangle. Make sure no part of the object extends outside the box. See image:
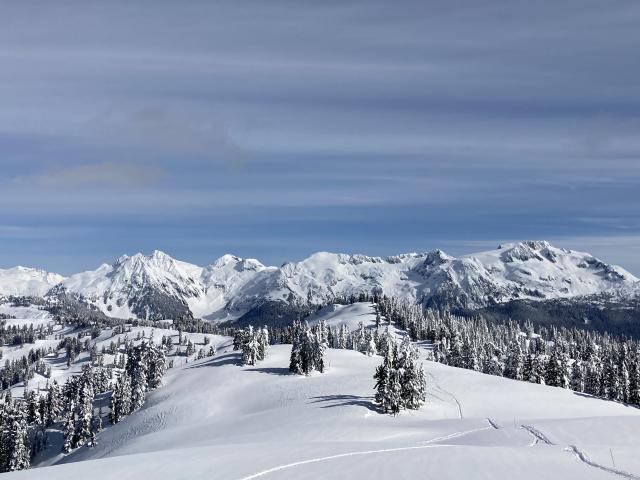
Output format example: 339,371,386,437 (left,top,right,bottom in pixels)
0,241,637,321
